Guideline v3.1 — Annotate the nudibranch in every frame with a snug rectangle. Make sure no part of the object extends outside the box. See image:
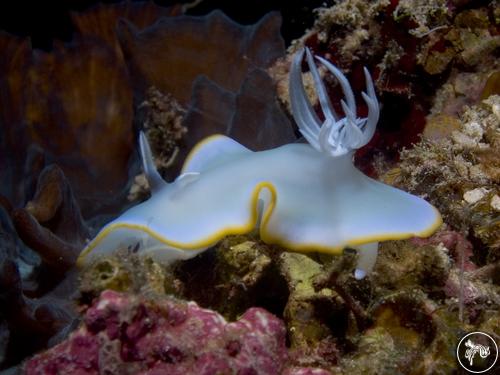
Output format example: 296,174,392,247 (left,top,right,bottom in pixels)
78,48,442,279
